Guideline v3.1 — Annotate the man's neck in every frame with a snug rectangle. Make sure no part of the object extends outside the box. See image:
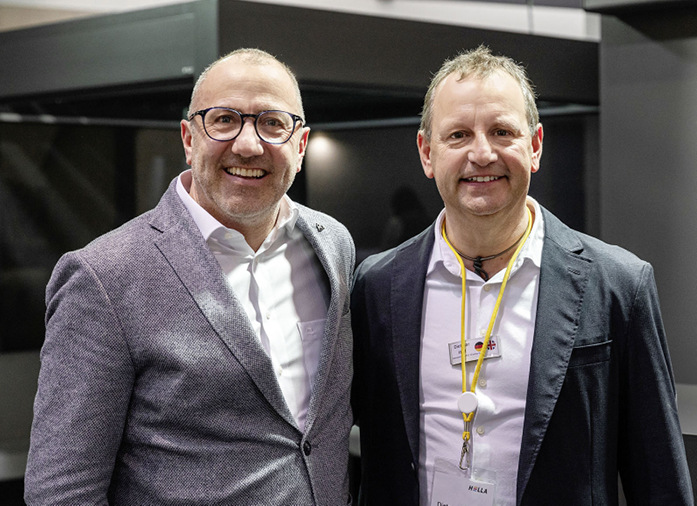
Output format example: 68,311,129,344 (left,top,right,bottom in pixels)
444,202,533,280
237,209,281,252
